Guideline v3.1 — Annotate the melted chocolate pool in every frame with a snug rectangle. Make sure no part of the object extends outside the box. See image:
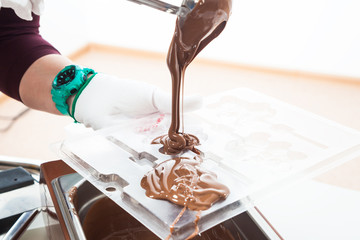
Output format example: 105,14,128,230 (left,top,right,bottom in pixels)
141,157,229,211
